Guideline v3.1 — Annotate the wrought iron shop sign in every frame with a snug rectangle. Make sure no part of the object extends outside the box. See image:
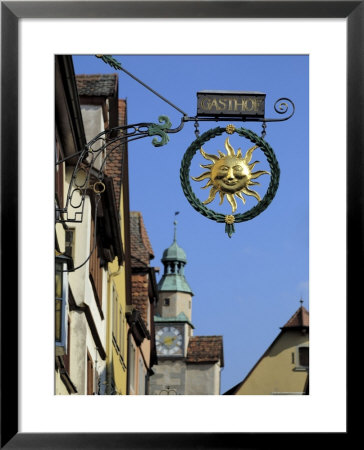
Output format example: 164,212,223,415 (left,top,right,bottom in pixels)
57,56,296,245
197,91,266,118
